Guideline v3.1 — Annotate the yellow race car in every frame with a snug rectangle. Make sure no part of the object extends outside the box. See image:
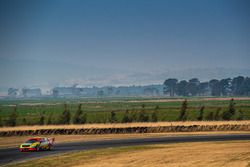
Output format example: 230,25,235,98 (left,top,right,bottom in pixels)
19,137,55,152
